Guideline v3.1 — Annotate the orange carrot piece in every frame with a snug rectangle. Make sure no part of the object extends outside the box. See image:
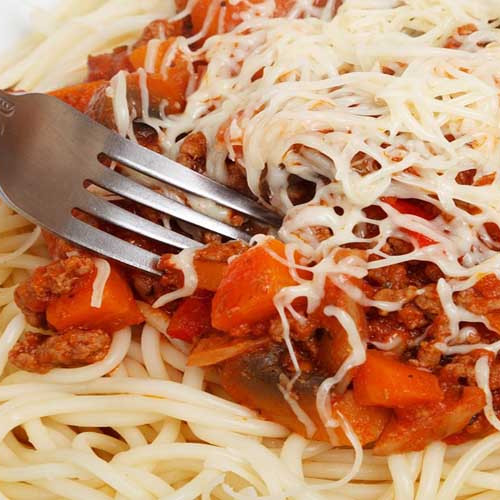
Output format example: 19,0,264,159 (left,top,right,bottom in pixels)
211,239,297,332
46,266,144,333
191,0,255,40
374,386,485,455
49,80,108,113
126,68,190,115
129,38,177,73
353,350,443,408
194,260,228,292
128,37,190,114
